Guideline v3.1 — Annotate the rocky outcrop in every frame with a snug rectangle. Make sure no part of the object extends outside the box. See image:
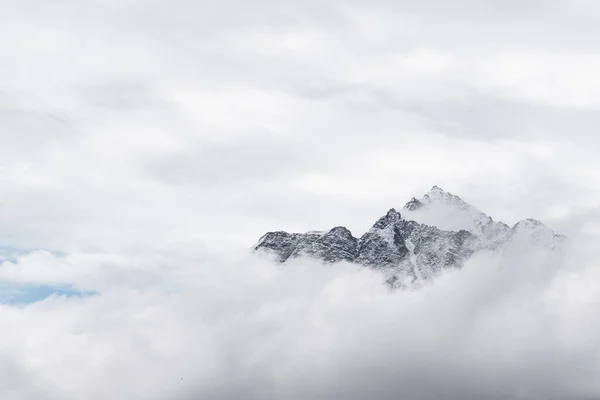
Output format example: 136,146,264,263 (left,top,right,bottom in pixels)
254,186,565,282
